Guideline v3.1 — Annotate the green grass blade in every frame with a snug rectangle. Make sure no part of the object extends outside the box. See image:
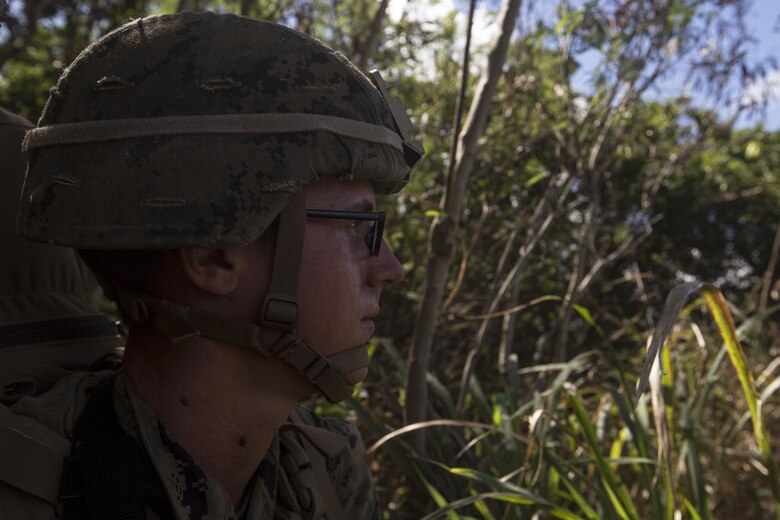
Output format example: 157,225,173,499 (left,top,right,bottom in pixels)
679,380,712,520
558,473,601,520
419,493,532,520
701,286,780,514
637,282,780,517
469,488,496,520
420,491,584,520
416,462,460,520
565,383,639,520
431,463,587,519
682,496,704,520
